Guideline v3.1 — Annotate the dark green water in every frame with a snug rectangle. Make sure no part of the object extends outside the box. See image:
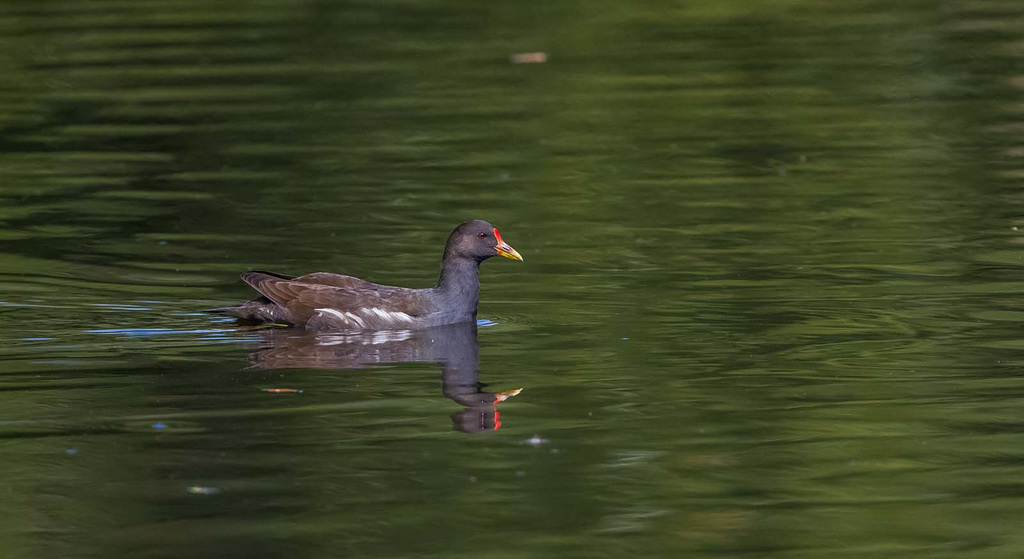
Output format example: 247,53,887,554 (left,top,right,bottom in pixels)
3,0,1024,557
